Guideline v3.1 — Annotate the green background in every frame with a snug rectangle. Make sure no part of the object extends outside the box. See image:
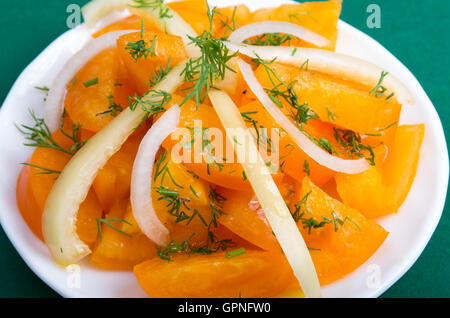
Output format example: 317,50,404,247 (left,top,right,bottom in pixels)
0,0,448,298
